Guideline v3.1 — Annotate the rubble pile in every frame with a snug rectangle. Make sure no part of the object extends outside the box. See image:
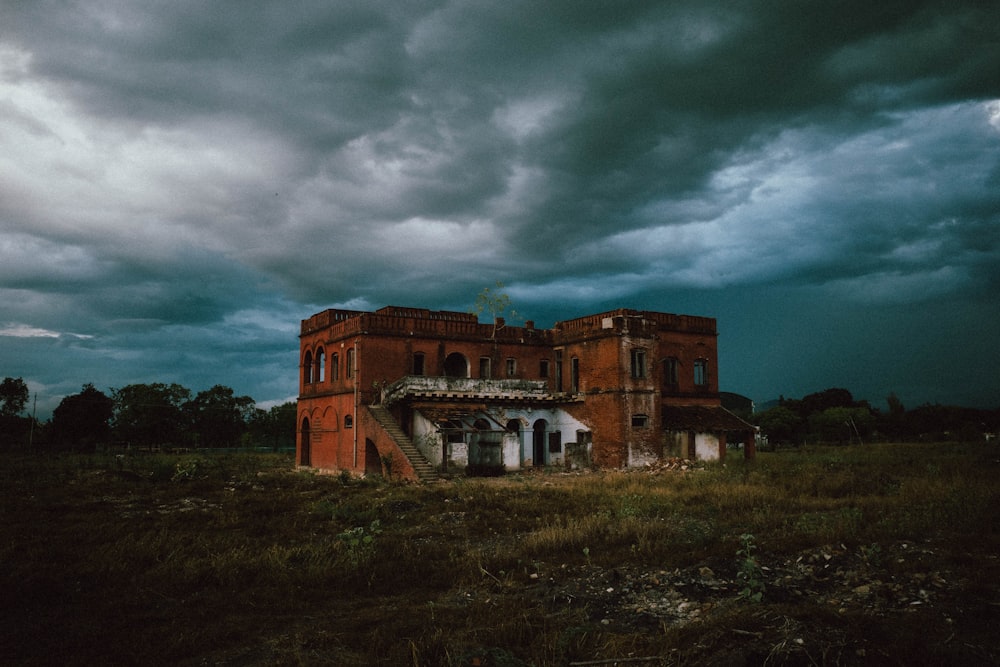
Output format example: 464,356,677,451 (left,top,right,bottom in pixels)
539,540,960,629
